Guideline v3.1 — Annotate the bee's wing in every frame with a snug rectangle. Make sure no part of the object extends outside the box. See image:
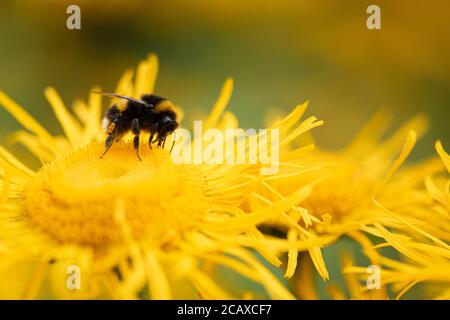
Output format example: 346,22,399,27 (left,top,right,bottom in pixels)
91,91,148,106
